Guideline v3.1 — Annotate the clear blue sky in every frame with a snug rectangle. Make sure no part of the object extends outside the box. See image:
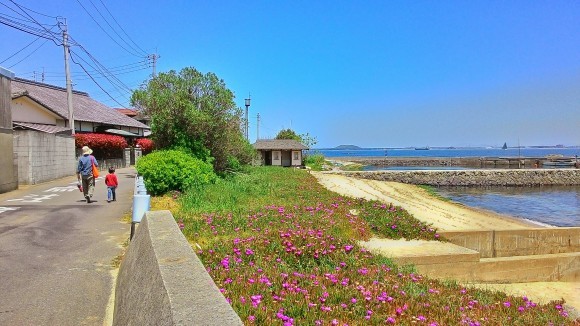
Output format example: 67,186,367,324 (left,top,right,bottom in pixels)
2,1,579,148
